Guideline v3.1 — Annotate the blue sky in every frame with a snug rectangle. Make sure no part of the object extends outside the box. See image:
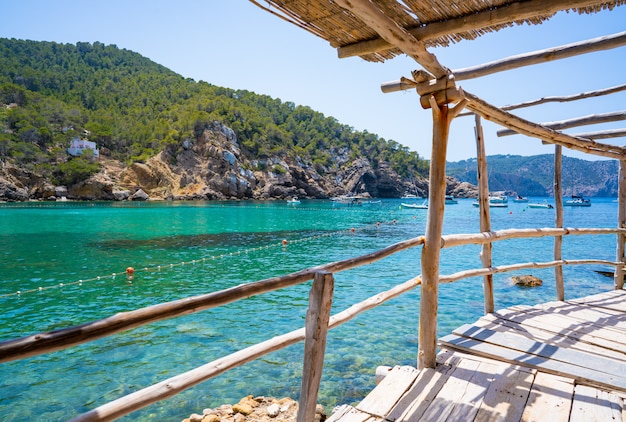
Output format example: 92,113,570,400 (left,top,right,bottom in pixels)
1,1,625,162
